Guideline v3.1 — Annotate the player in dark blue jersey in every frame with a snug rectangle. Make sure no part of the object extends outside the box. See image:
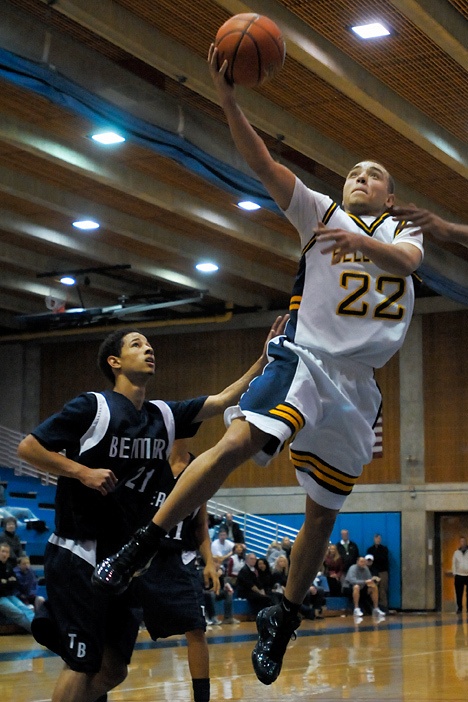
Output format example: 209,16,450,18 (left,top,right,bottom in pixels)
17,320,286,702
128,440,218,702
